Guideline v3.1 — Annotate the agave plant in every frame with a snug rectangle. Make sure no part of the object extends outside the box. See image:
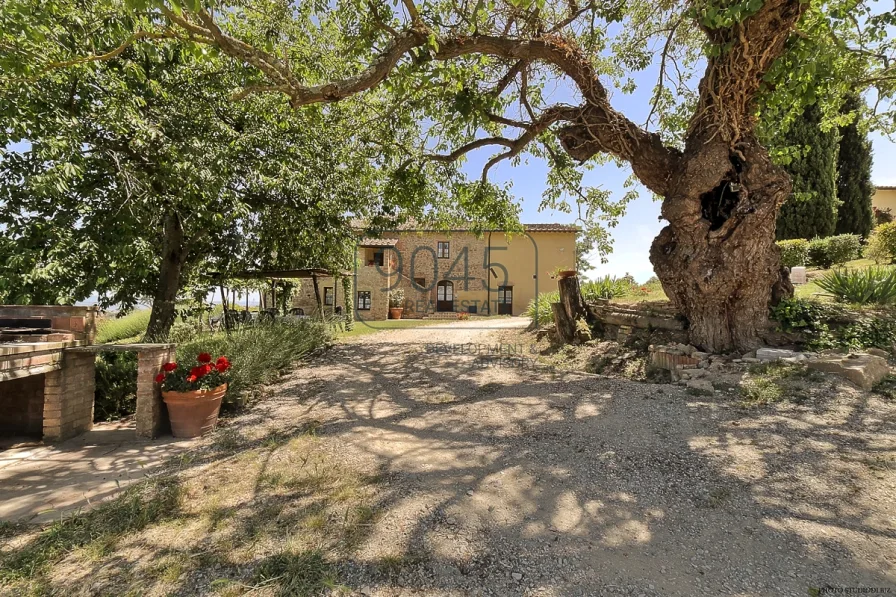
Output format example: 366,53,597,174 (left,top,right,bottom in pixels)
816,267,896,305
